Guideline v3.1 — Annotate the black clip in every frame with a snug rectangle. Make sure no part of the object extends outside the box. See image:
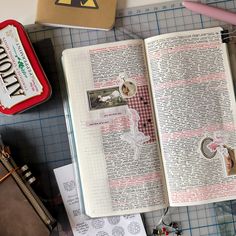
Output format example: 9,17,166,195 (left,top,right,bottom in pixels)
221,30,230,43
